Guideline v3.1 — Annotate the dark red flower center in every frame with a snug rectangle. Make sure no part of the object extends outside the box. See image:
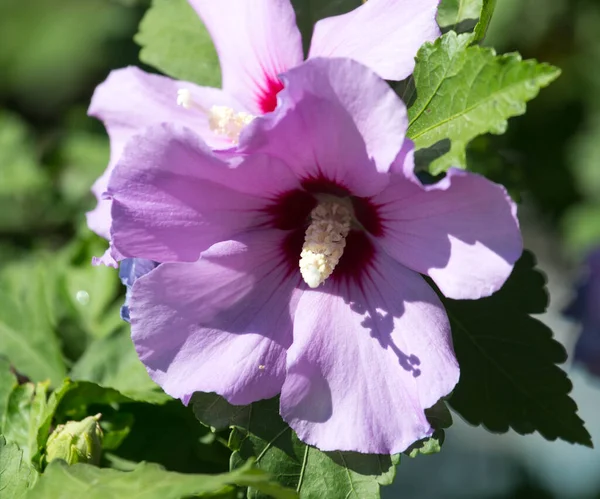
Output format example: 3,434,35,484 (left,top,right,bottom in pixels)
267,178,382,285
